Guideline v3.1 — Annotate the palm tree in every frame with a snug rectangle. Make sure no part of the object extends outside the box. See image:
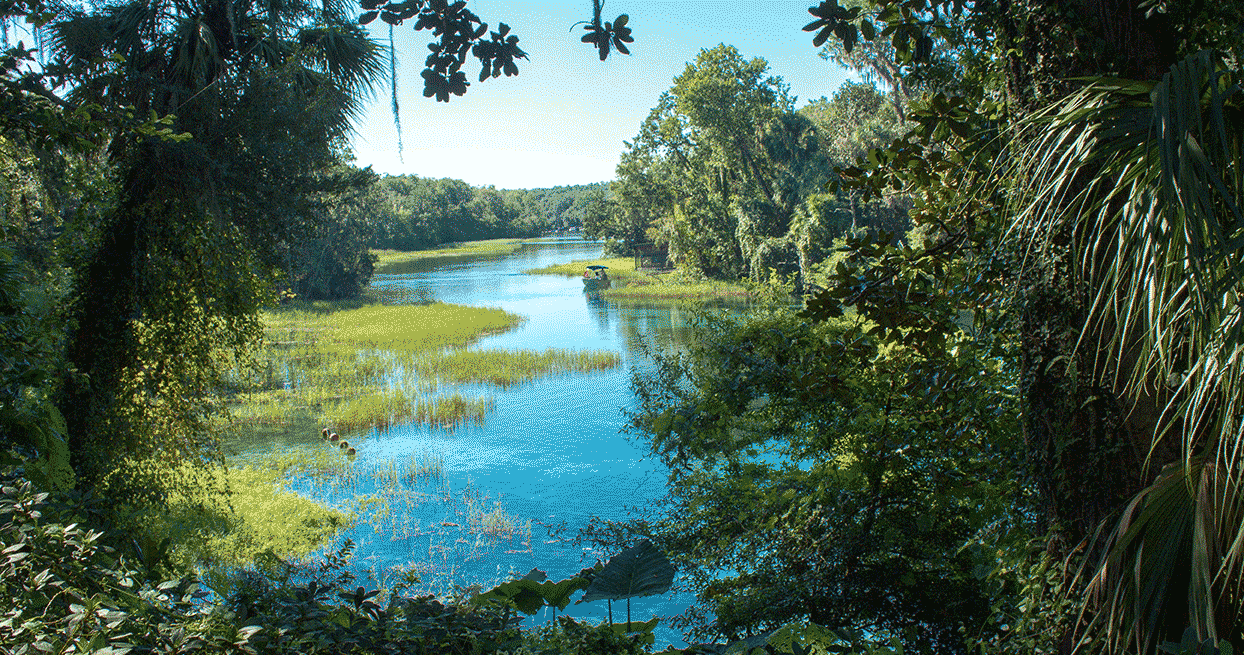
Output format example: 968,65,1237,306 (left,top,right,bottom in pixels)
1001,50,1243,652
46,0,385,493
